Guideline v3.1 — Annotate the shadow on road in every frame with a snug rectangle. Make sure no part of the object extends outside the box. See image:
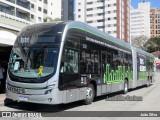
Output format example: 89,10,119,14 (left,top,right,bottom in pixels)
4,84,152,112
